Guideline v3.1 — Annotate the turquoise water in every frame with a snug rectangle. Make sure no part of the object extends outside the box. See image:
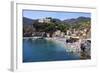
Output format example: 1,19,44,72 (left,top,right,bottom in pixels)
23,38,80,62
